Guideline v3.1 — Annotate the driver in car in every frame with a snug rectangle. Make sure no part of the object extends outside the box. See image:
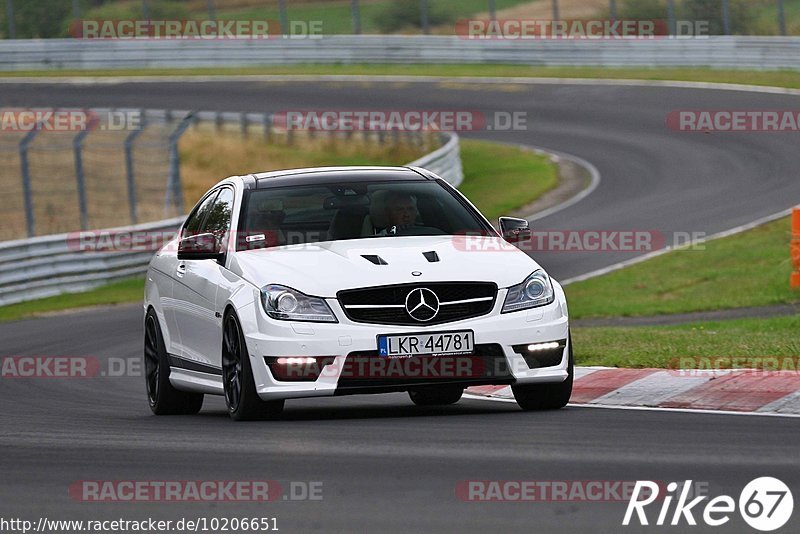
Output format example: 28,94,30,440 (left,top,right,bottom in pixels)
380,192,419,235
